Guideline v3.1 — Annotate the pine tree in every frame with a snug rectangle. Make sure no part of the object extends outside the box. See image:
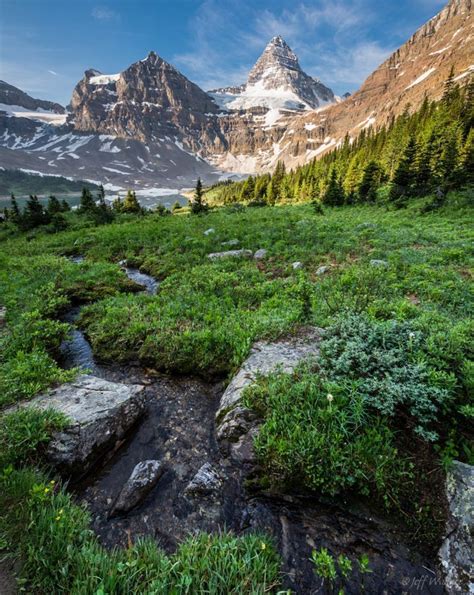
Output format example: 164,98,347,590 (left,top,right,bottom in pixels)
191,178,208,214
46,195,62,215
461,128,474,185
322,169,345,206
122,190,142,214
389,137,417,202
10,193,21,224
23,195,49,229
79,188,96,213
61,199,71,212
359,161,382,202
